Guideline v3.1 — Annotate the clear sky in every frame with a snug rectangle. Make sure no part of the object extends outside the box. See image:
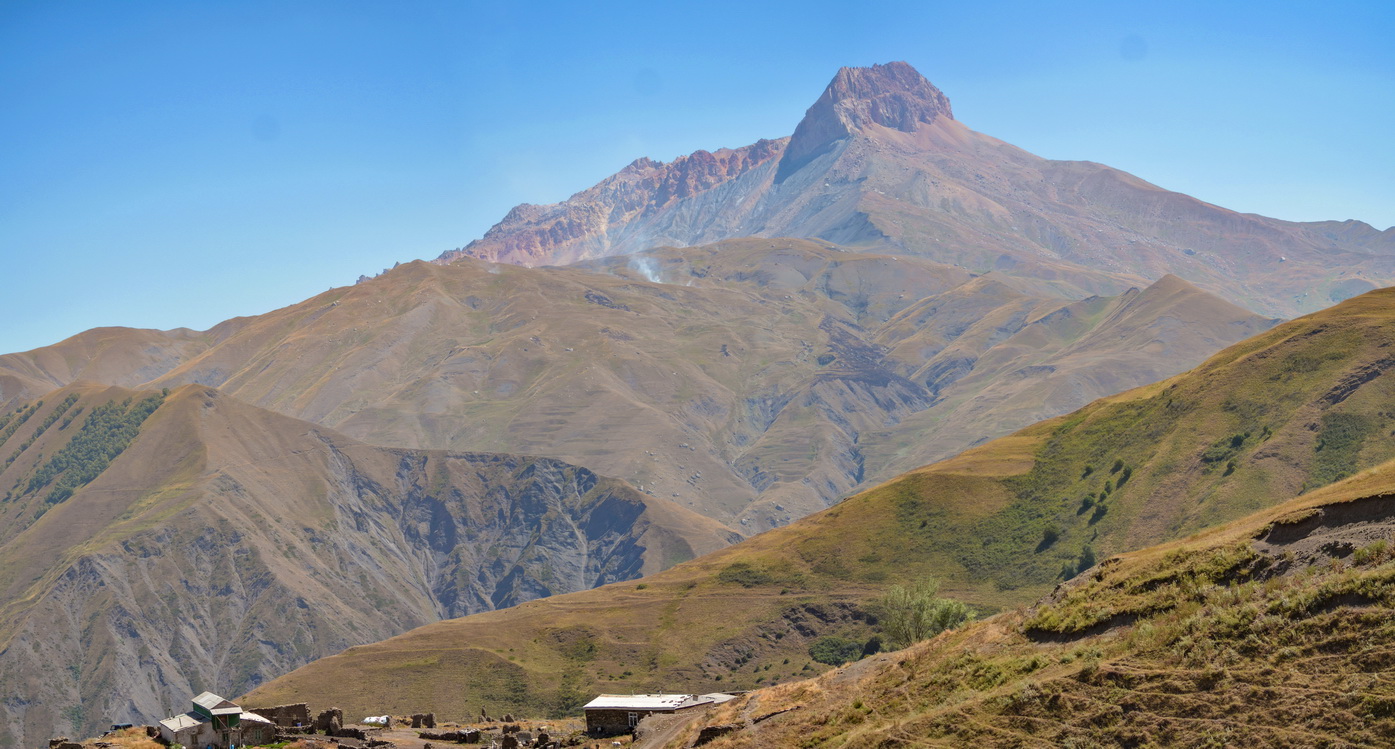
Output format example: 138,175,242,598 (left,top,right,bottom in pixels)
2,0,1392,354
